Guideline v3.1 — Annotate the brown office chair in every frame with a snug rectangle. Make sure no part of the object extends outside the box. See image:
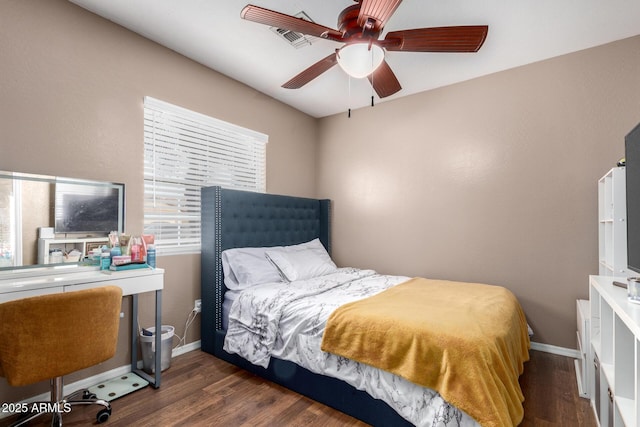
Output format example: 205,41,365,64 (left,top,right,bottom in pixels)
0,285,123,426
